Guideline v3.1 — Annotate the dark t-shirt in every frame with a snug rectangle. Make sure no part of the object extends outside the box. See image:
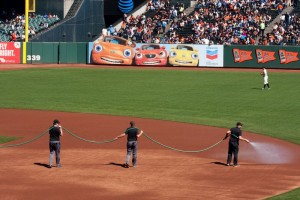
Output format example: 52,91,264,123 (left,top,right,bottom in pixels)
49,126,61,141
125,127,139,141
229,127,242,144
